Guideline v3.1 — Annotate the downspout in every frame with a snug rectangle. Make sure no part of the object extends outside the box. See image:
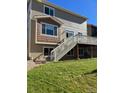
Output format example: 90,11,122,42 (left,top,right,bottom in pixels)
27,0,32,60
